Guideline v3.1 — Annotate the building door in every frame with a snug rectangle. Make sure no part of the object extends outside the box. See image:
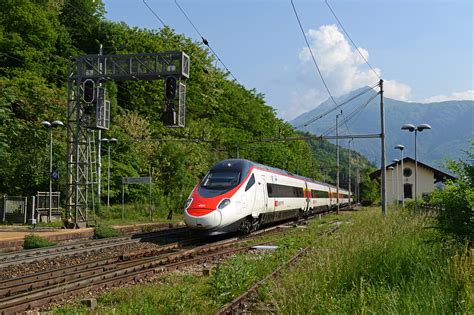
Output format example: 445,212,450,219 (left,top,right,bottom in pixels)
404,184,413,199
